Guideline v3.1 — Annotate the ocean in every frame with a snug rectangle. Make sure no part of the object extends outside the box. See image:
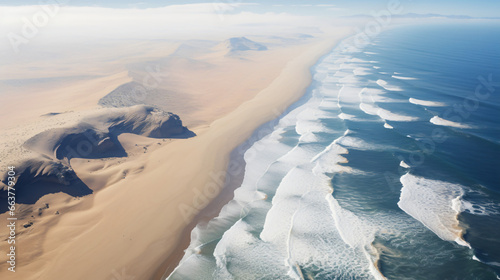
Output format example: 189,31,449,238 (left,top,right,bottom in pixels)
167,23,500,280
